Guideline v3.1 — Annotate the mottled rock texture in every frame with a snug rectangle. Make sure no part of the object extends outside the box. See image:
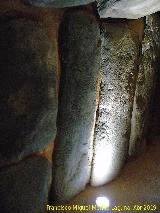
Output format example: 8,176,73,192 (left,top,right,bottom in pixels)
0,156,51,213
23,0,95,7
91,21,140,186
129,14,160,156
51,10,101,201
0,17,58,164
147,14,160,141
97,0,160,19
